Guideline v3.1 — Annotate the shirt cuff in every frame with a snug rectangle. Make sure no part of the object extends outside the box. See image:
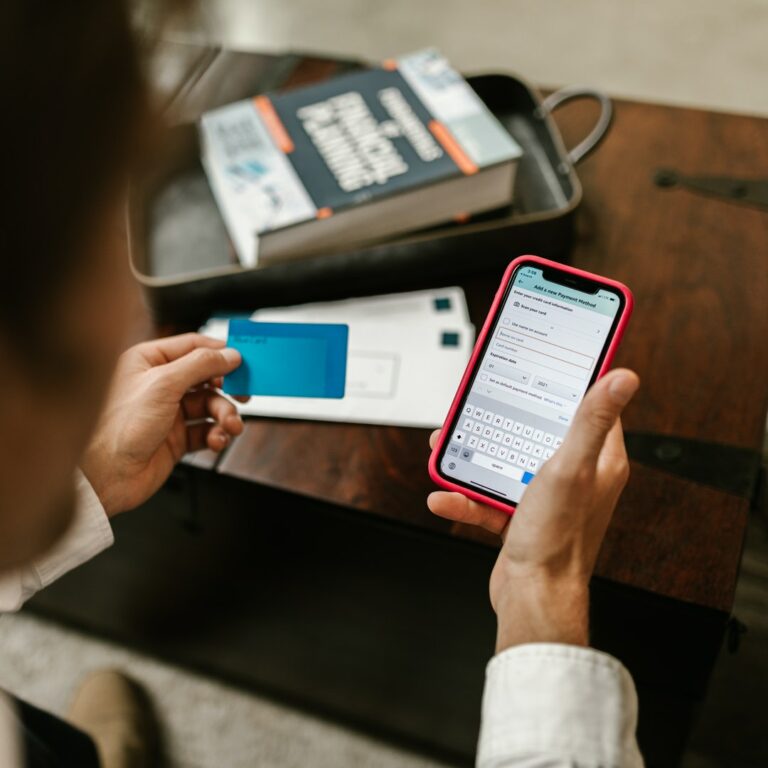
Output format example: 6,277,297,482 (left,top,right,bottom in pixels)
0,693,23,768
477,643,644,768
33,469,114,588
0,471,113,613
